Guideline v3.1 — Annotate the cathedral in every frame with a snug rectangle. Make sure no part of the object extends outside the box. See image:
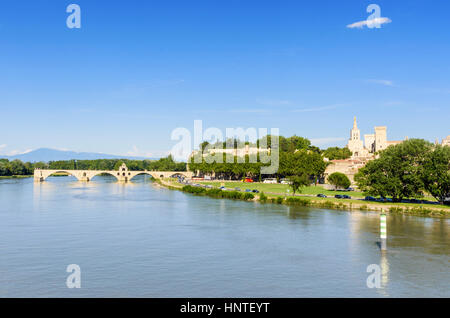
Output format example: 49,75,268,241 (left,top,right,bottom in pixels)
347,117,403,159
324,117,404,184
325,117,448,185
